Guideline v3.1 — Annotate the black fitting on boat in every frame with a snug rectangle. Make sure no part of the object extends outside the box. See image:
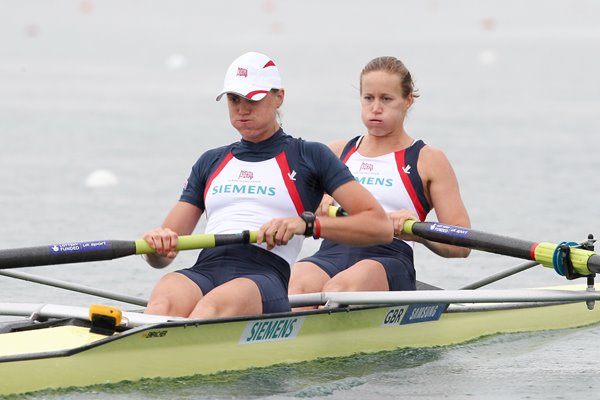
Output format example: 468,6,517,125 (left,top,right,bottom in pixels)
89,314,118,335
88,304,121,335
